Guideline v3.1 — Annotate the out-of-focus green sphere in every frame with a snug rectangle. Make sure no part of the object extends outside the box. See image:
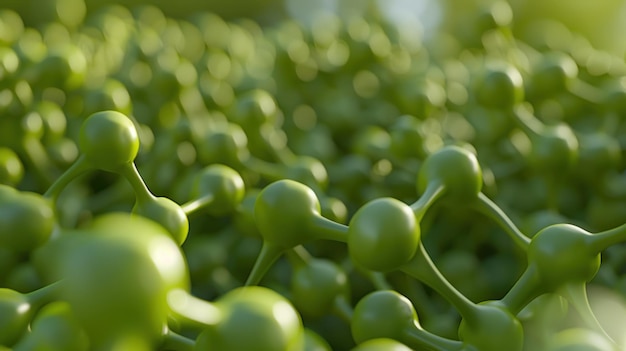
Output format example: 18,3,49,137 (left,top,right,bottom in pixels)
509,0,626,53
439,0,626,56
3,0,285,26
5,0,626,57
